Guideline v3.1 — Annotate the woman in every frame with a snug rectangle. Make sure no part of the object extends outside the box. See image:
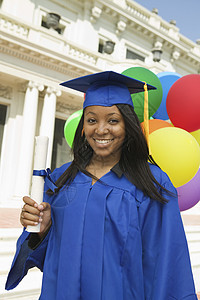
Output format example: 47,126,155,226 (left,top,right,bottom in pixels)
6,71,197,299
